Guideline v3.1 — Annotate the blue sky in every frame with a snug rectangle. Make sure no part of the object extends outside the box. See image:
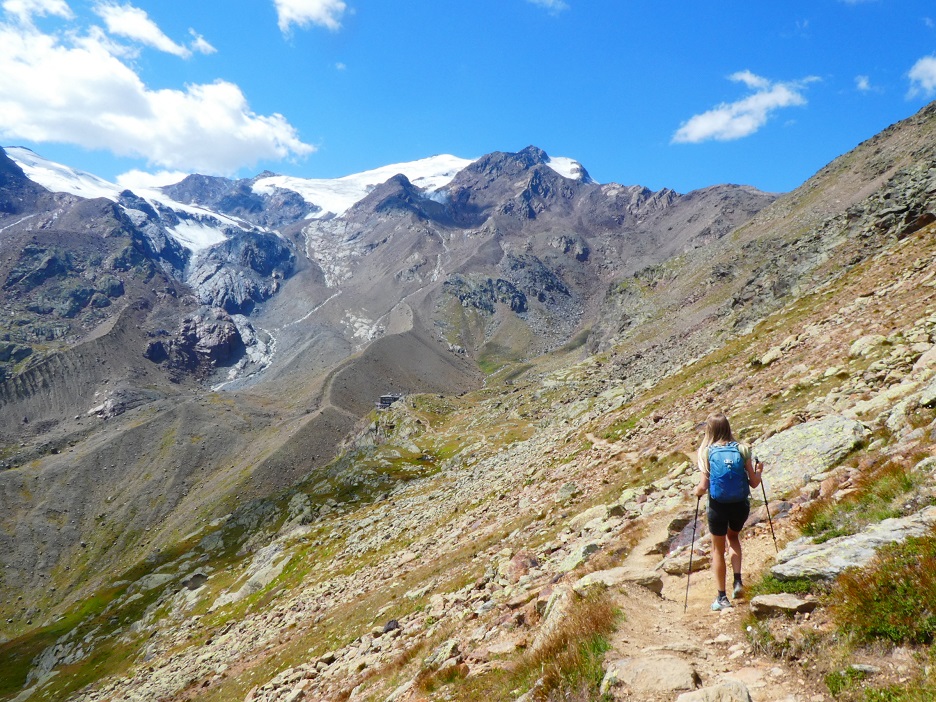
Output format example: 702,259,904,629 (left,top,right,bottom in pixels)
1,0,935,194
